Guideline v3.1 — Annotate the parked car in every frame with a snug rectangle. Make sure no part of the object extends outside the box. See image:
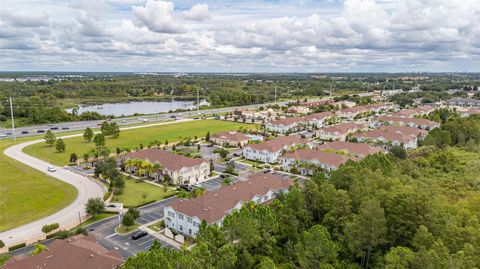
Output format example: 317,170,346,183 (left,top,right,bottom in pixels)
179,184,192,192
62,127,70,130
220,174,228,178
263,169,271,173
131,230,148,240
47,167,56,172
122,120,127,123
50,127,59,130
0,133,6,138
142,119,149,122
21,131,29,134
233,153,240,157
37,130,45,133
